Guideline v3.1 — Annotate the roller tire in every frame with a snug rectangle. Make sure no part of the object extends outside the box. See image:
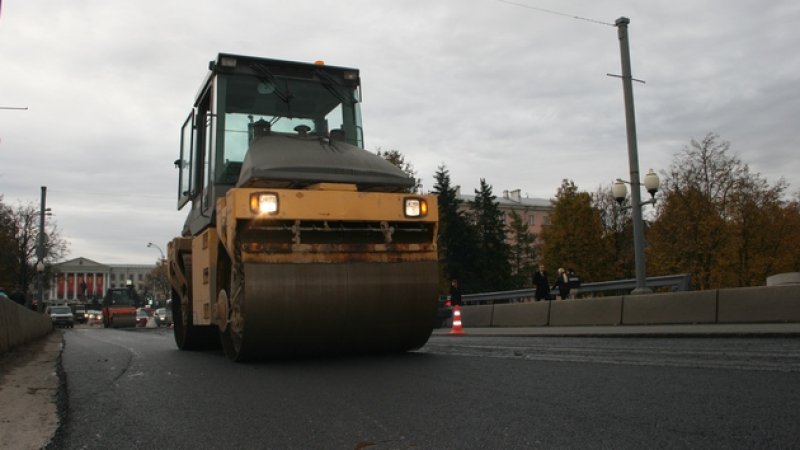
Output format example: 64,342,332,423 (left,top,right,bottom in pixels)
172,288,219,351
